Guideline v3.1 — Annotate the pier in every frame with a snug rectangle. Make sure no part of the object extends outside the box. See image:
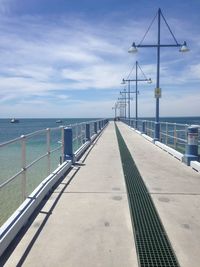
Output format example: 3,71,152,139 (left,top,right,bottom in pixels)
1,121,200,267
